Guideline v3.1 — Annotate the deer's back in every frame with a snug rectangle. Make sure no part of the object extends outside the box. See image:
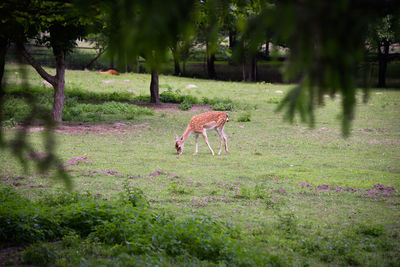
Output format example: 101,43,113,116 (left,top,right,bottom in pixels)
189,111,228,132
